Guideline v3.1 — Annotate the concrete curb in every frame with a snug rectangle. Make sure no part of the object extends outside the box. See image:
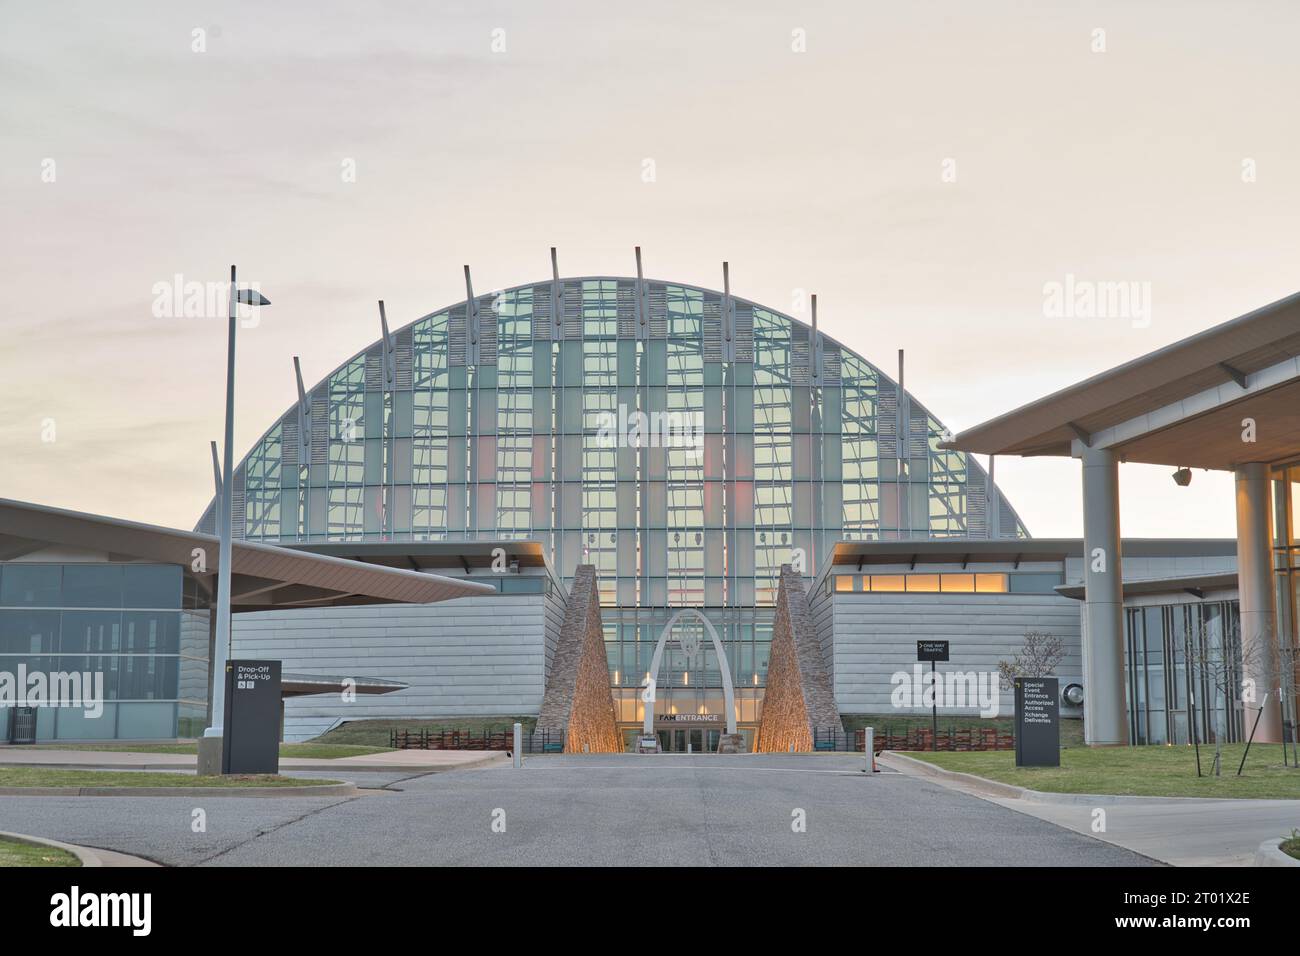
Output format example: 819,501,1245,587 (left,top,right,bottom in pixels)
0,782,358,798
881,751,1293,806
879,752,1026,798
0,753,510,774
1255,838,1300,867
0,829,103,866
0,829,159,867
290,752,511,773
